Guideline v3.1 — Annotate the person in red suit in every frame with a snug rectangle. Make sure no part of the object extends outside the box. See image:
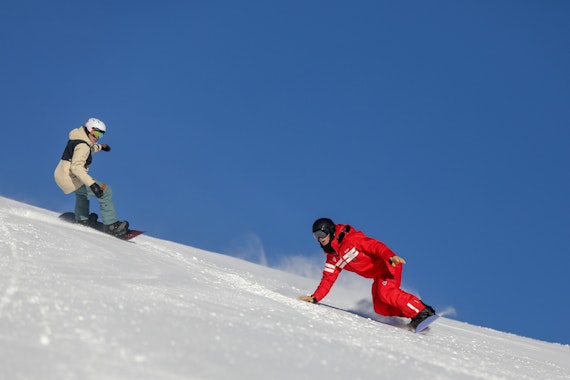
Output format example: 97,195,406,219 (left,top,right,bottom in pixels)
298,217,436,330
